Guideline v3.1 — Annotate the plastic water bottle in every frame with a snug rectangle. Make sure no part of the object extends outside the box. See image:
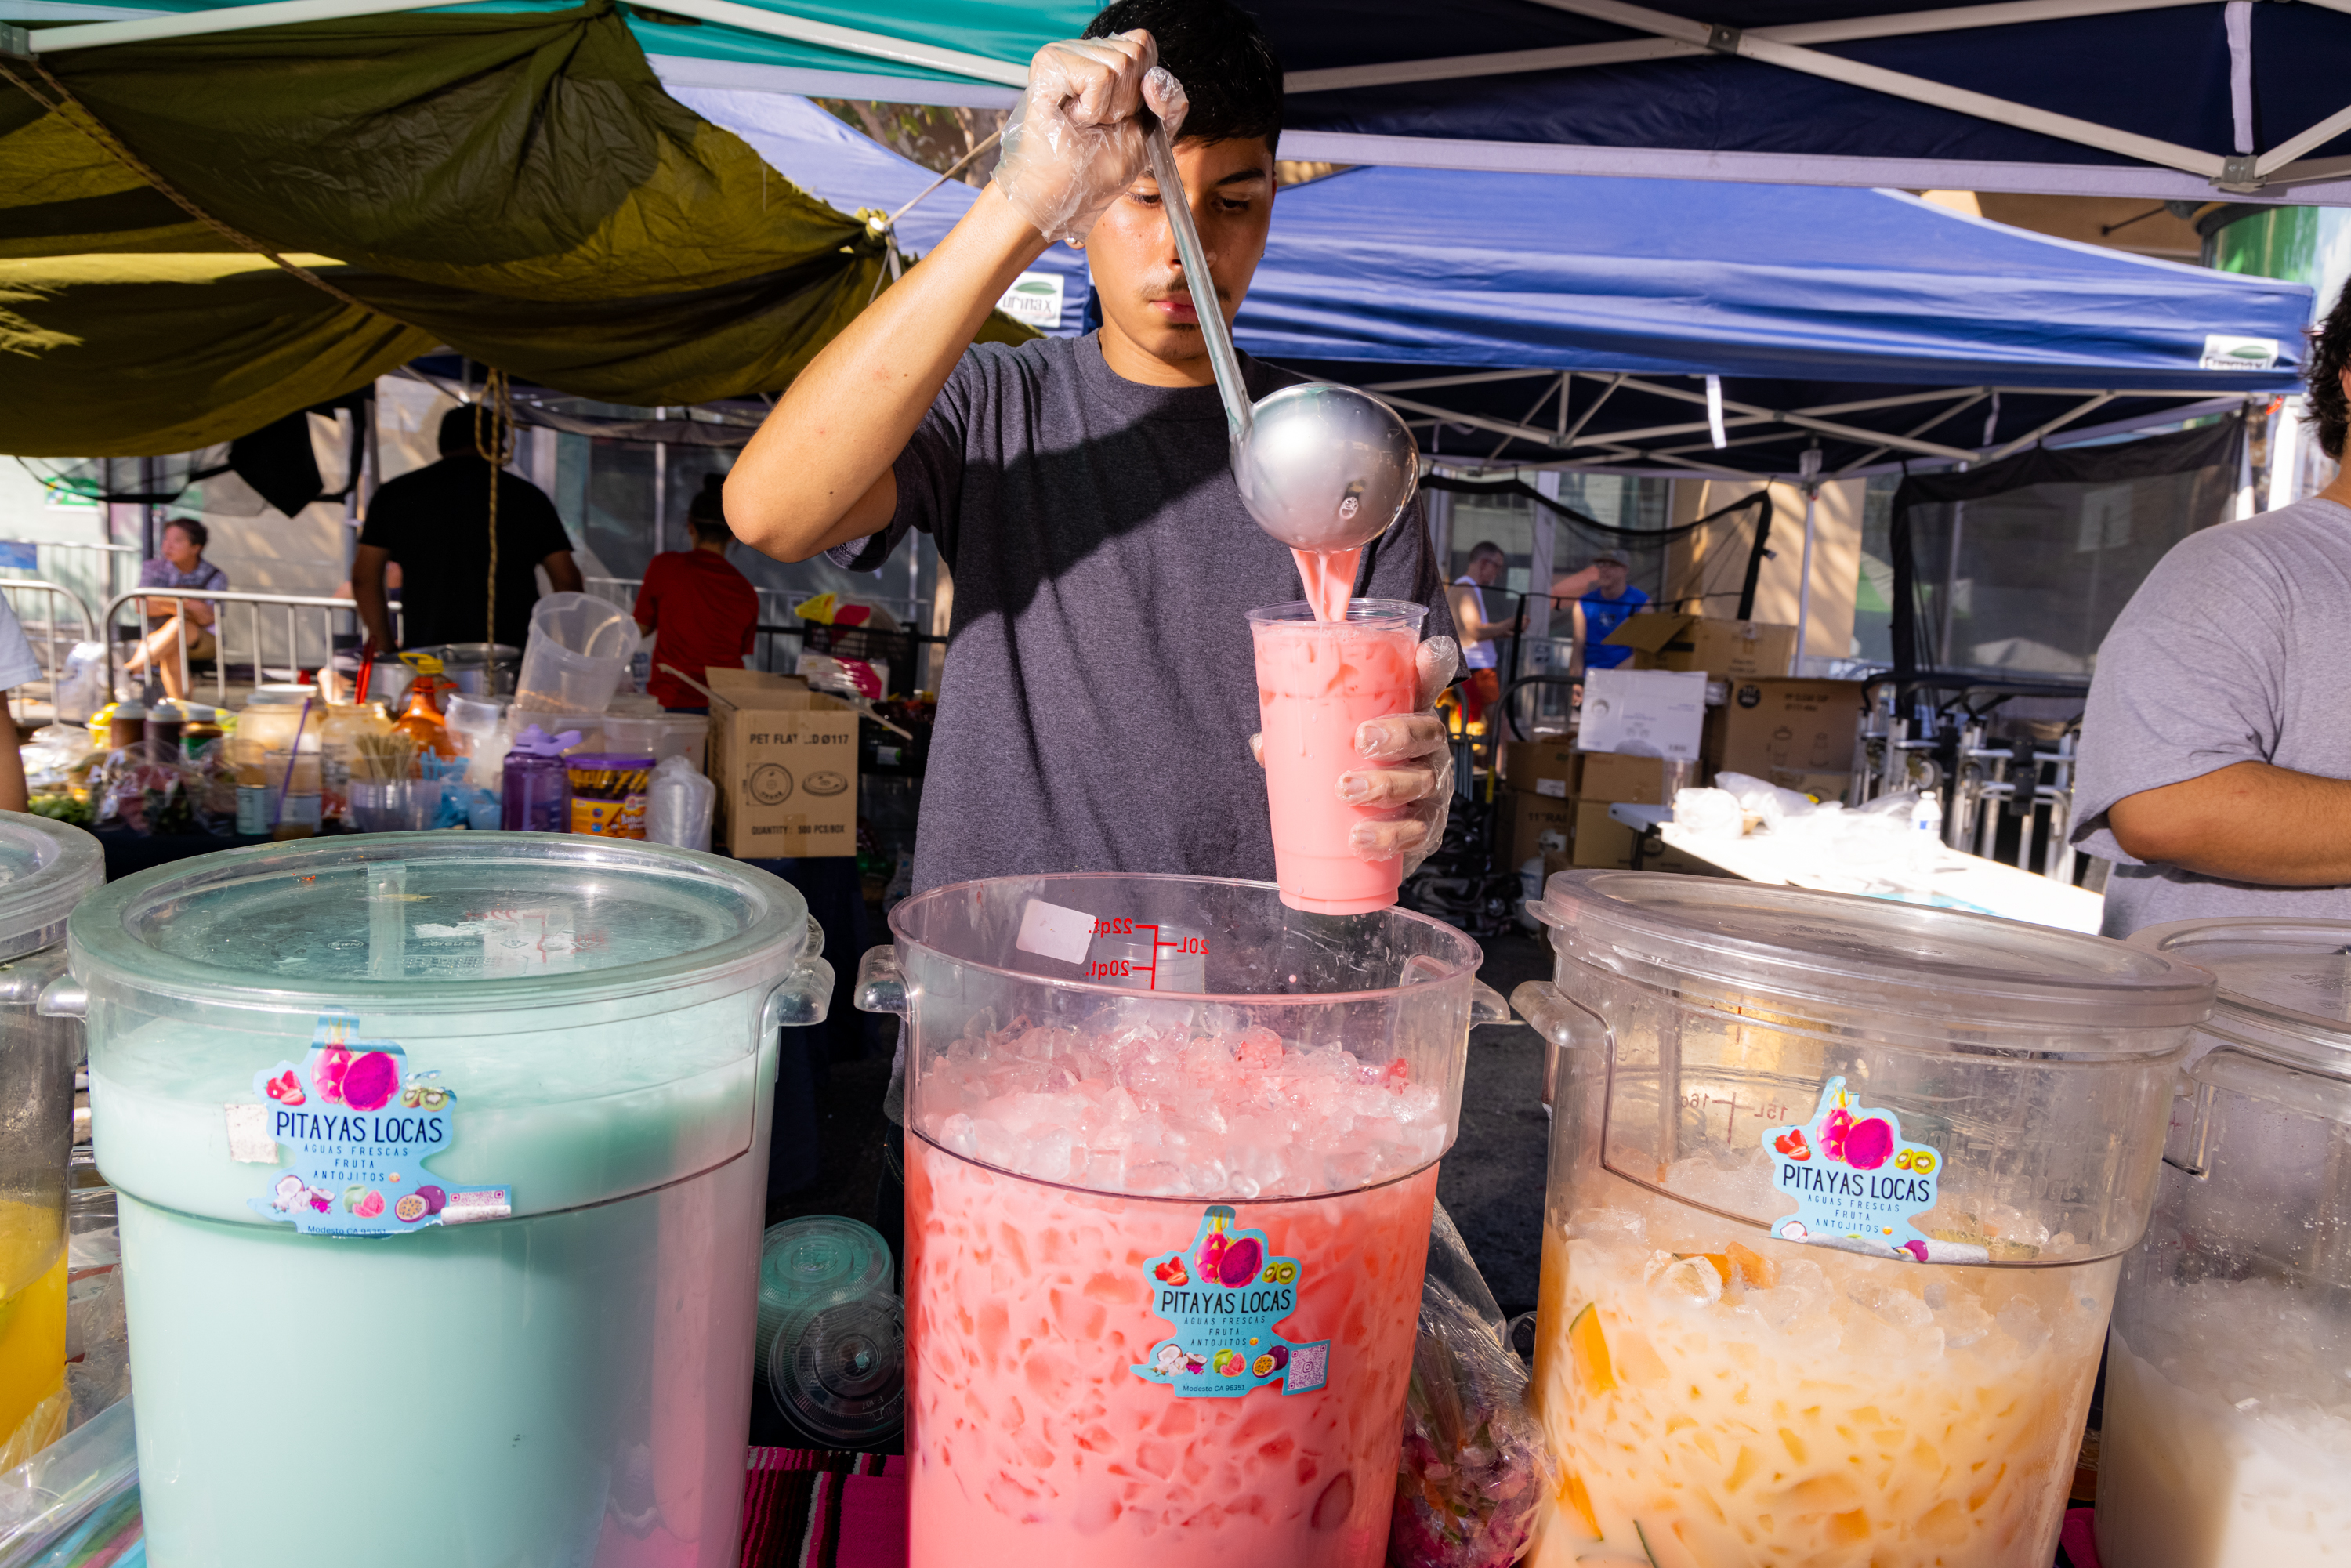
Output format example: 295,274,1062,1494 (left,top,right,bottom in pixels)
500,725,577,832
1910,792,1943,872
645,755,715,852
